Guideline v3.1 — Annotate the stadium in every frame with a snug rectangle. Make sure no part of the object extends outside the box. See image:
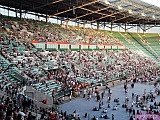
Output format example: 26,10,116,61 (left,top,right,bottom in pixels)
0,0,160,120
